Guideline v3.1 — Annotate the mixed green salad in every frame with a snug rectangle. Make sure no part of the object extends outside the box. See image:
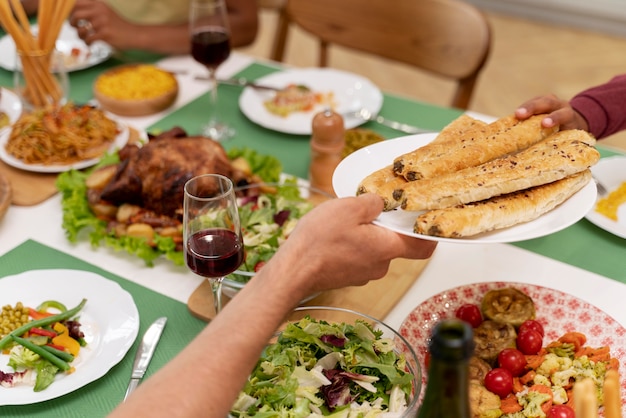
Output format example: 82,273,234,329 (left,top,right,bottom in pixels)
56,147,282,267
230,315,415,417
230,179,317,281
